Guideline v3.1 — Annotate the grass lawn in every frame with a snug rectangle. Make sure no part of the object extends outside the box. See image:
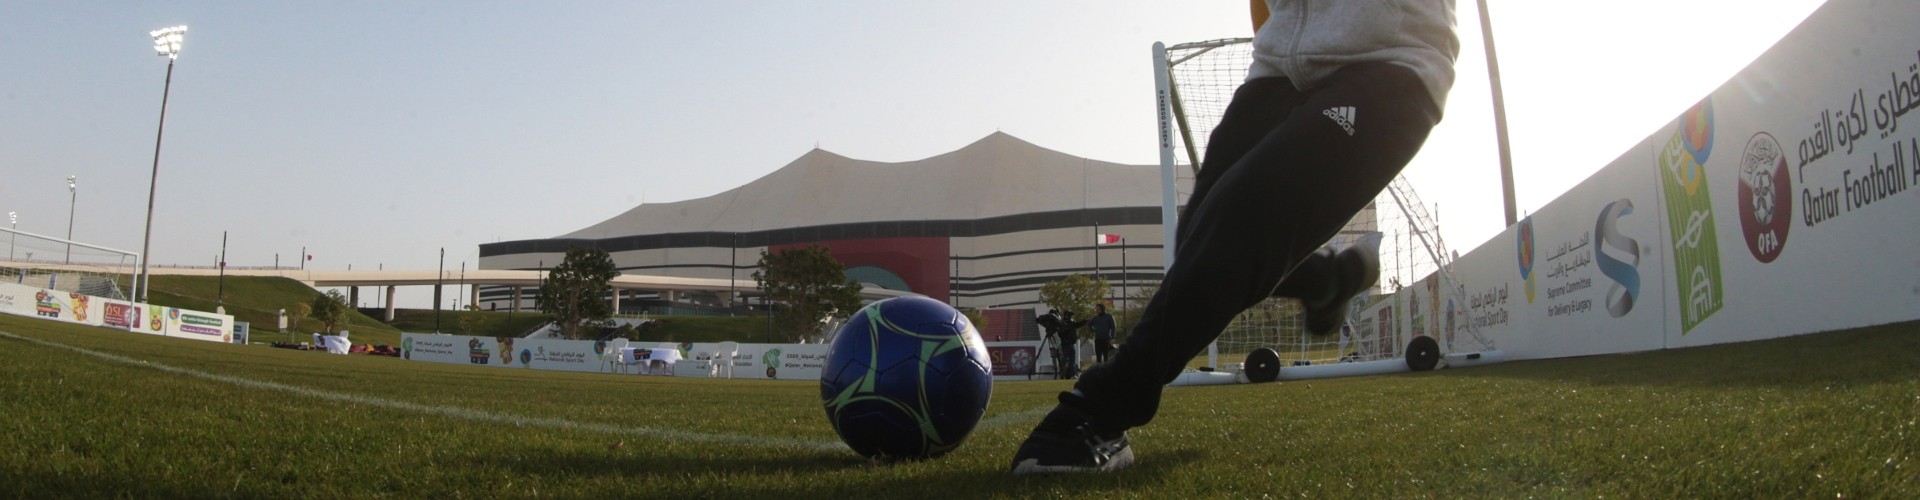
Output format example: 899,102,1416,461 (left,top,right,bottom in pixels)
135,275,800,347
139,275,404,346
1,313,1913,497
